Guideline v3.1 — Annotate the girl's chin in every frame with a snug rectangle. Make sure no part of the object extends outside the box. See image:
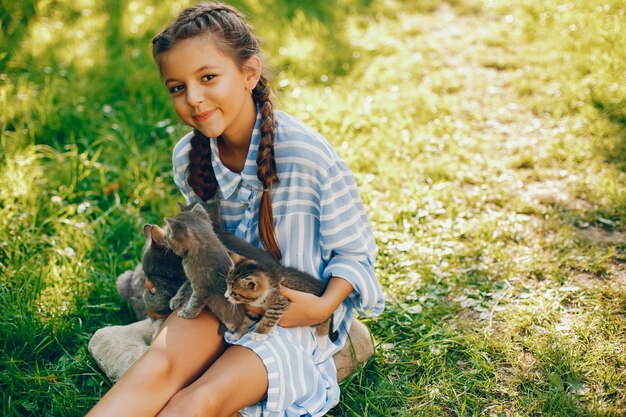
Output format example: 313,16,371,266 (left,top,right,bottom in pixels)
188,116,224,138
195,126,223,139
